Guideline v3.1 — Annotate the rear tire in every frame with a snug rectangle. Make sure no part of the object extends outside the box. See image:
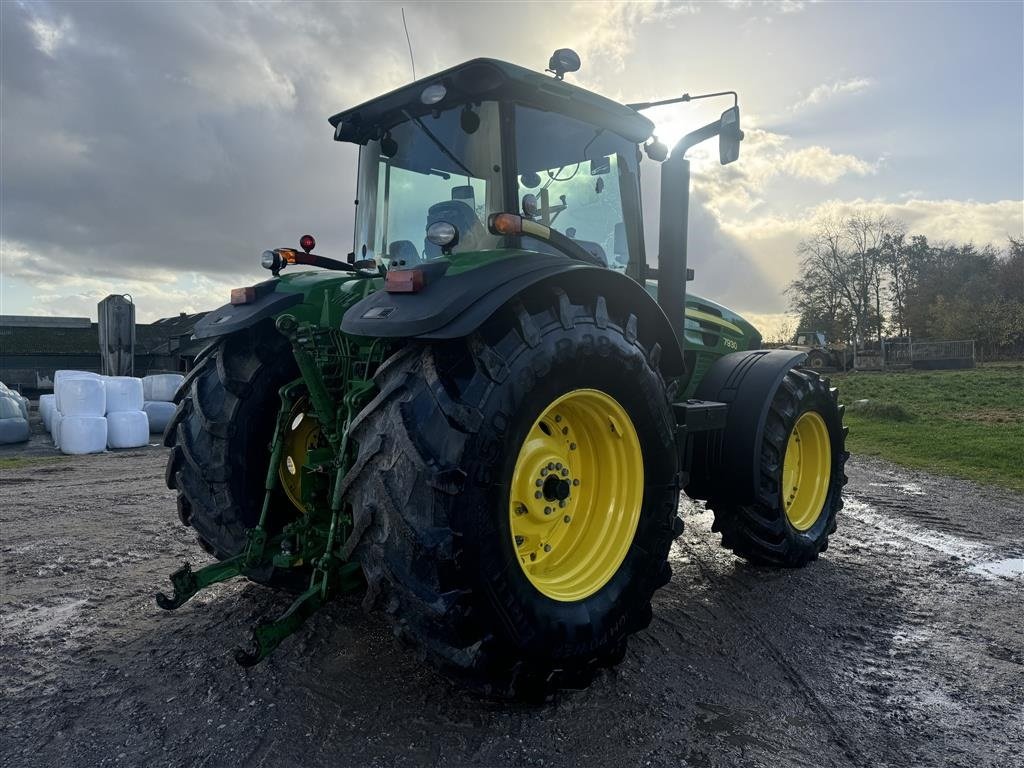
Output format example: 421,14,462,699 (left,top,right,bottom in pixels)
708,368,848,566
807,350,829,370
345,288,682,698
164,324,300,578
